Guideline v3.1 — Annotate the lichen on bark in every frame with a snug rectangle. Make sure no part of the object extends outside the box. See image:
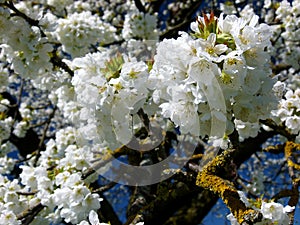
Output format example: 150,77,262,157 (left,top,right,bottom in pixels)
196,149,262,224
